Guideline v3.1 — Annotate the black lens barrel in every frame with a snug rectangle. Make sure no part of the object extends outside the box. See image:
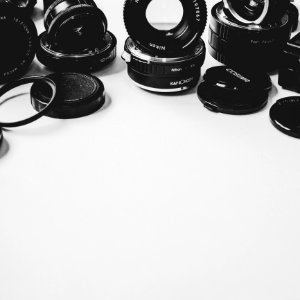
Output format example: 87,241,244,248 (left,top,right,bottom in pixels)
123,0,207,56
208,2,291,71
